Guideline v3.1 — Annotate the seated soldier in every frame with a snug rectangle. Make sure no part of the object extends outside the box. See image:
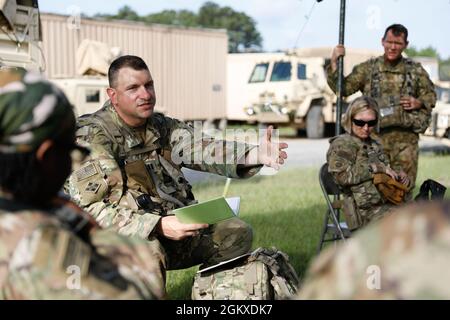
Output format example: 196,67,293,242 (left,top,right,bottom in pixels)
65,55,288,291
0,68,164,299
326,96,409,230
